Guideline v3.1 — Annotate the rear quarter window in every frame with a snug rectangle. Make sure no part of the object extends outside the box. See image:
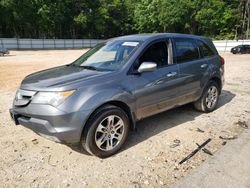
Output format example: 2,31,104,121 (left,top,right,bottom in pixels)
197,40,215,57
173,38,199,63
